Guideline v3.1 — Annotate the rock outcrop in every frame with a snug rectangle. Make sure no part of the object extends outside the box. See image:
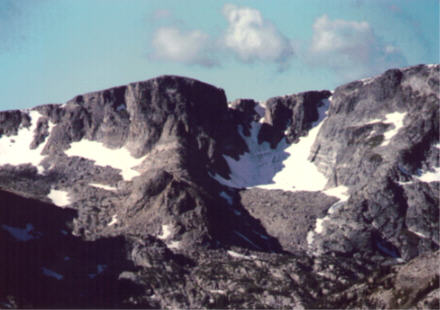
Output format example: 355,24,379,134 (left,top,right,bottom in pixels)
0,65,438,309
